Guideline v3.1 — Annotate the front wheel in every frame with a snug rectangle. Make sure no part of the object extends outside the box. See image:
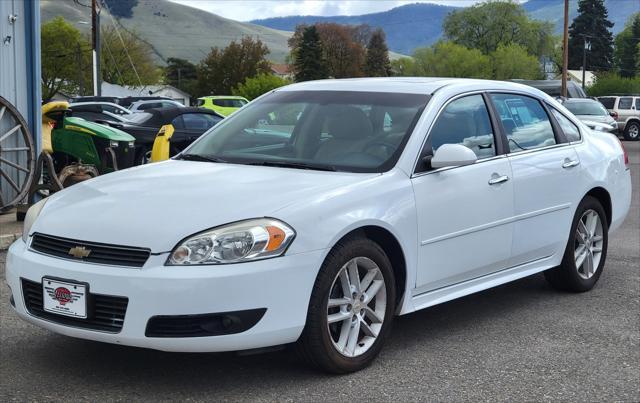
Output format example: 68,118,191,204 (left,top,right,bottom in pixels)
544,196,608,292
624,121,640,141
297,237,396,373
